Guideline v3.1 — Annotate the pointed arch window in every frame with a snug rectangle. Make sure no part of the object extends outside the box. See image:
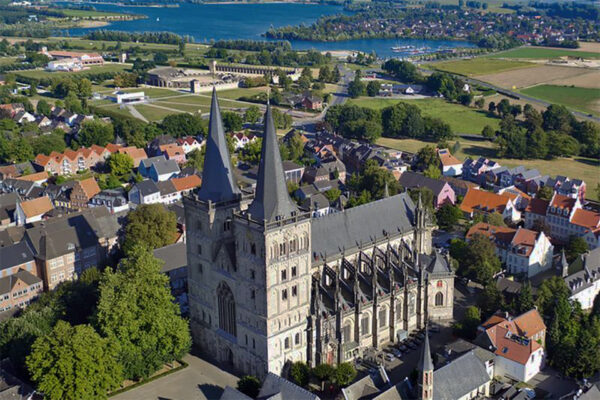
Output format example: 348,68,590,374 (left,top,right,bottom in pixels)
217,282,236,337
435,292,444,306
